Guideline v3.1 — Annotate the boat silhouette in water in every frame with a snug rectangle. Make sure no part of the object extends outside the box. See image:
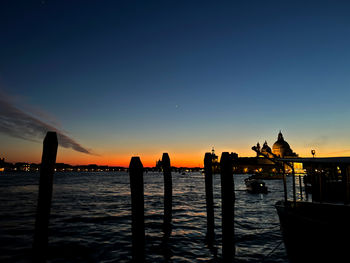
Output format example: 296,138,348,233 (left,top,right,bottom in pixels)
275,157,350,263
244,177,268,194
252,144,350,262
276,200,350,263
